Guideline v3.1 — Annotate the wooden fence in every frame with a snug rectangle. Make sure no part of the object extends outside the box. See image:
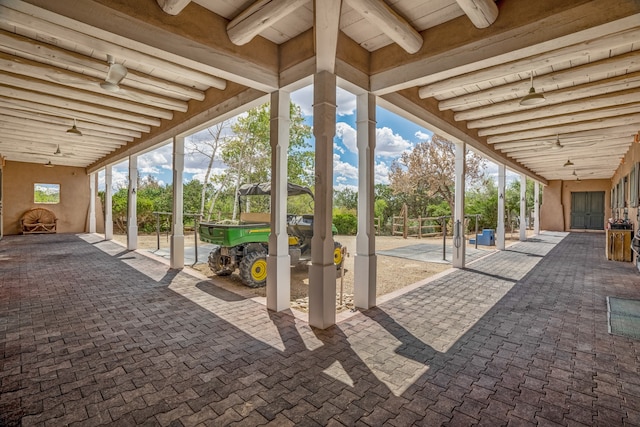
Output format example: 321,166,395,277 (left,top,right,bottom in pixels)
391,204,443,239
